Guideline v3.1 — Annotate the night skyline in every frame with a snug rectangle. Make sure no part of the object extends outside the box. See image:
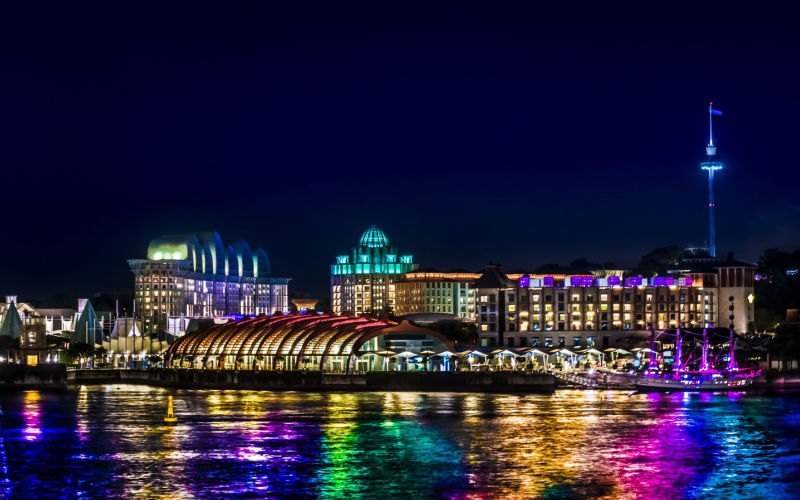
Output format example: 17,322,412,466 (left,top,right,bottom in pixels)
3,3,799,300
